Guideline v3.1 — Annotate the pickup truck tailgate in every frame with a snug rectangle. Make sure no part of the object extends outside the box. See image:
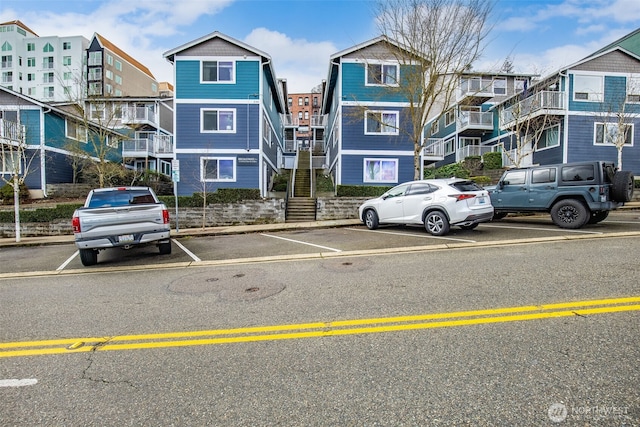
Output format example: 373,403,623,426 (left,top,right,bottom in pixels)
75,205,169,239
